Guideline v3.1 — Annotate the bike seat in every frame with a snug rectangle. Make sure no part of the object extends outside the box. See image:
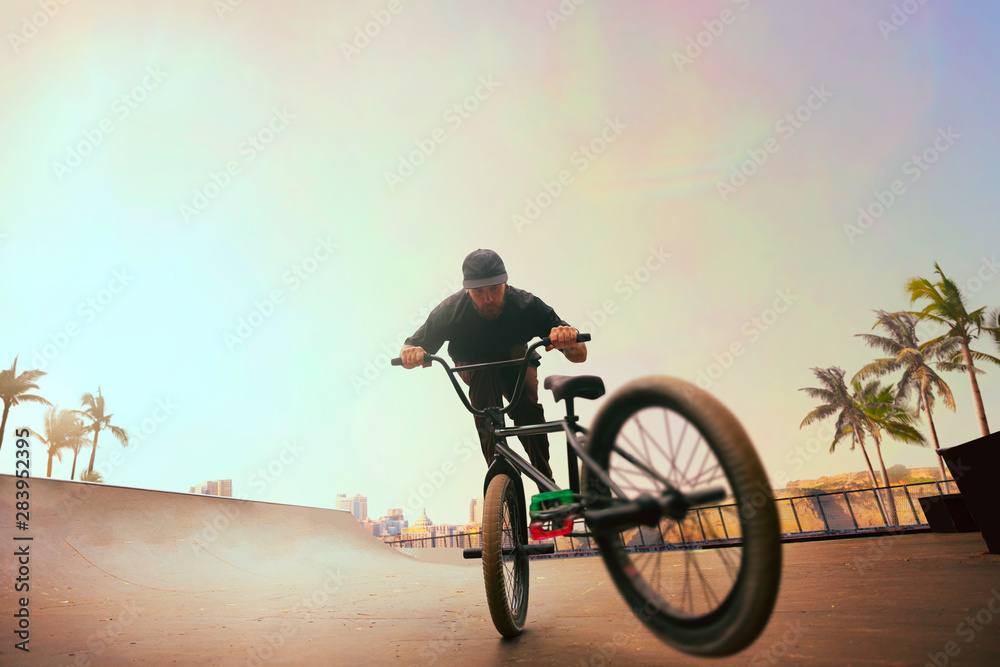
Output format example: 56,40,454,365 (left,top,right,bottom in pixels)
543,375,605,403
